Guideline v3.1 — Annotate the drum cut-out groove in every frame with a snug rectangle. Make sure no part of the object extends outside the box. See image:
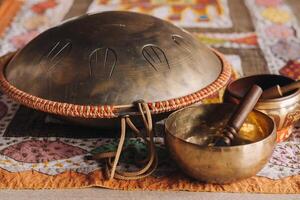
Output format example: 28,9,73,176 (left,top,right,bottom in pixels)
142,45,170,71
39,40,72,97
89,48,117,79
172,35,192,53
42,40,72,72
